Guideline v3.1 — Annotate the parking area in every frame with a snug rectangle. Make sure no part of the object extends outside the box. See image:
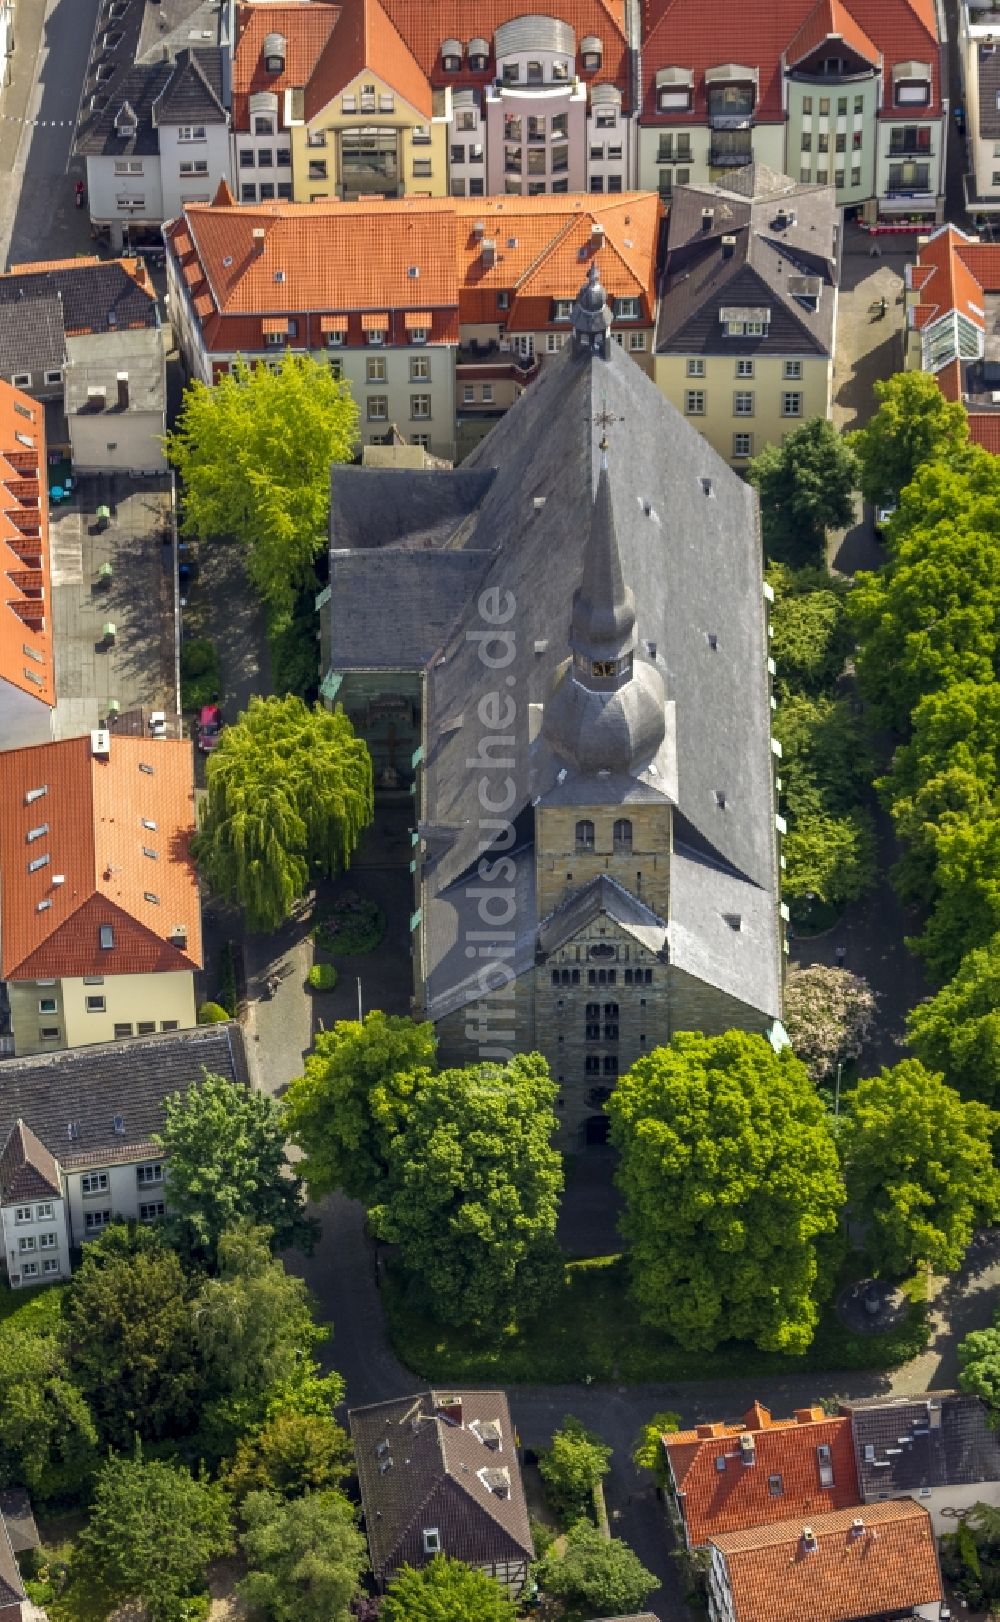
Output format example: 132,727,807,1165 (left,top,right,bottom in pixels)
50,473,178,738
